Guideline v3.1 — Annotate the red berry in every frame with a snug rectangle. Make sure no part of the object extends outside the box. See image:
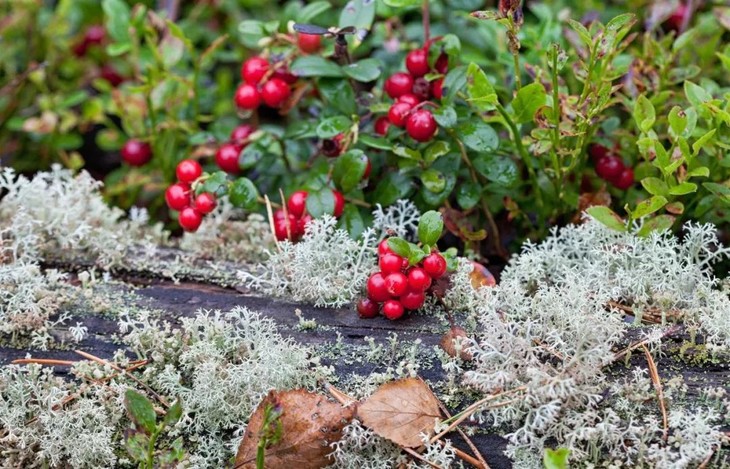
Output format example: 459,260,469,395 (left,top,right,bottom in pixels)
406,109,437,142
273,66,298,84
367,273,390,302
374,116,391,136
179,207,203,232
382,300,405,320
73,42,88,57
100,65,124,86
357,298,380,319
406,49,430,77
241,56,269,84
260,78,291,108
588,143,610,163
323,134,345,157
230,124,255,143
666,4,688,32
435,53,449,73
384,73,415,99
388,102,413,127
194,192,217,215
400,290,426,310
398,93,420,107
401,257,410,270
364,158,372,179
407,267,432,291
298,33,322,54
121,139,152,166
412,77,431,100
234,83,261,110
432,78,444,100
287,190,308,218
273,210,302,241
176,159,203,184
612,168,635,190
595,156,625,181
165,183,191,211
378,239,393,257
423,252,447,278
379,253,404,274
298,214,313,235
333,190,345,217
85,25,106,45
215,143,242,174
385,272,408,297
